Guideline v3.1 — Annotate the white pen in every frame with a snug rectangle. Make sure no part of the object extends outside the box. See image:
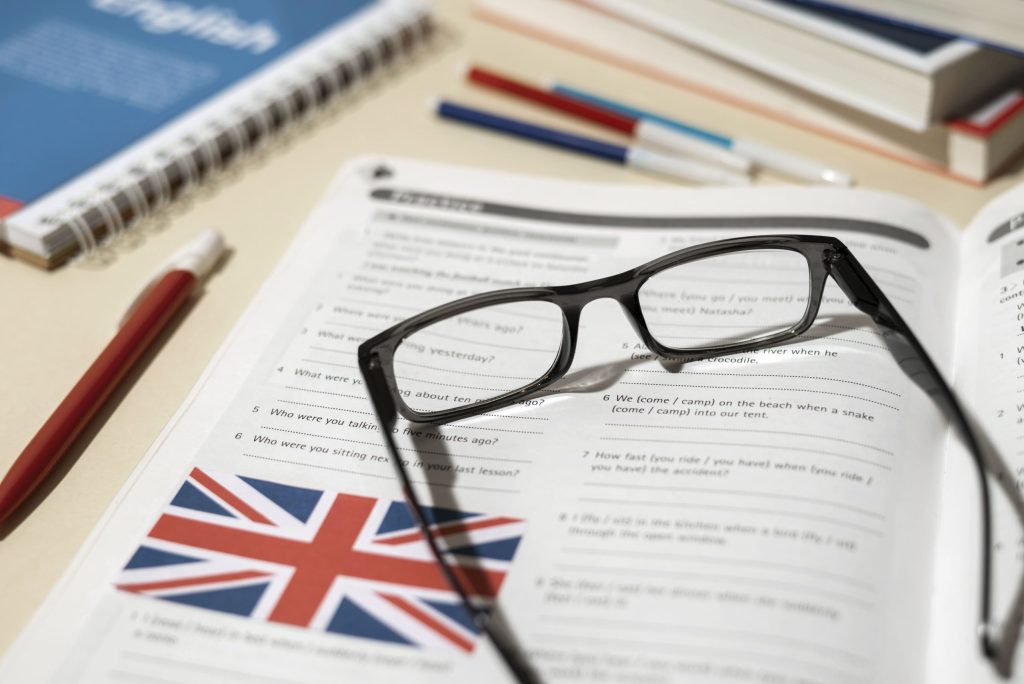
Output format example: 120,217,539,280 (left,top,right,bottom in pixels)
552,83,855,186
